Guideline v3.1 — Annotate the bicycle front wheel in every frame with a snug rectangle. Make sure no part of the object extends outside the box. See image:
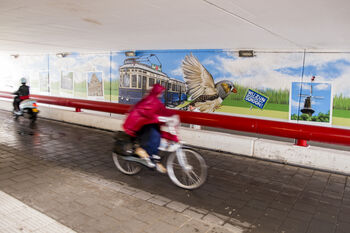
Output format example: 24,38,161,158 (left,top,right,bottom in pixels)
167,148,207,189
